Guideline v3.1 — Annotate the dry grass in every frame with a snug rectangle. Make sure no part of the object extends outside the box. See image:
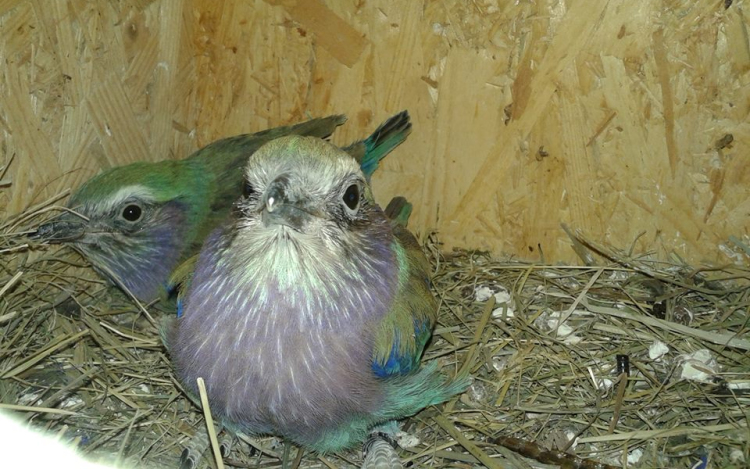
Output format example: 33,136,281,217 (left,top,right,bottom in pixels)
1,199,748,468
